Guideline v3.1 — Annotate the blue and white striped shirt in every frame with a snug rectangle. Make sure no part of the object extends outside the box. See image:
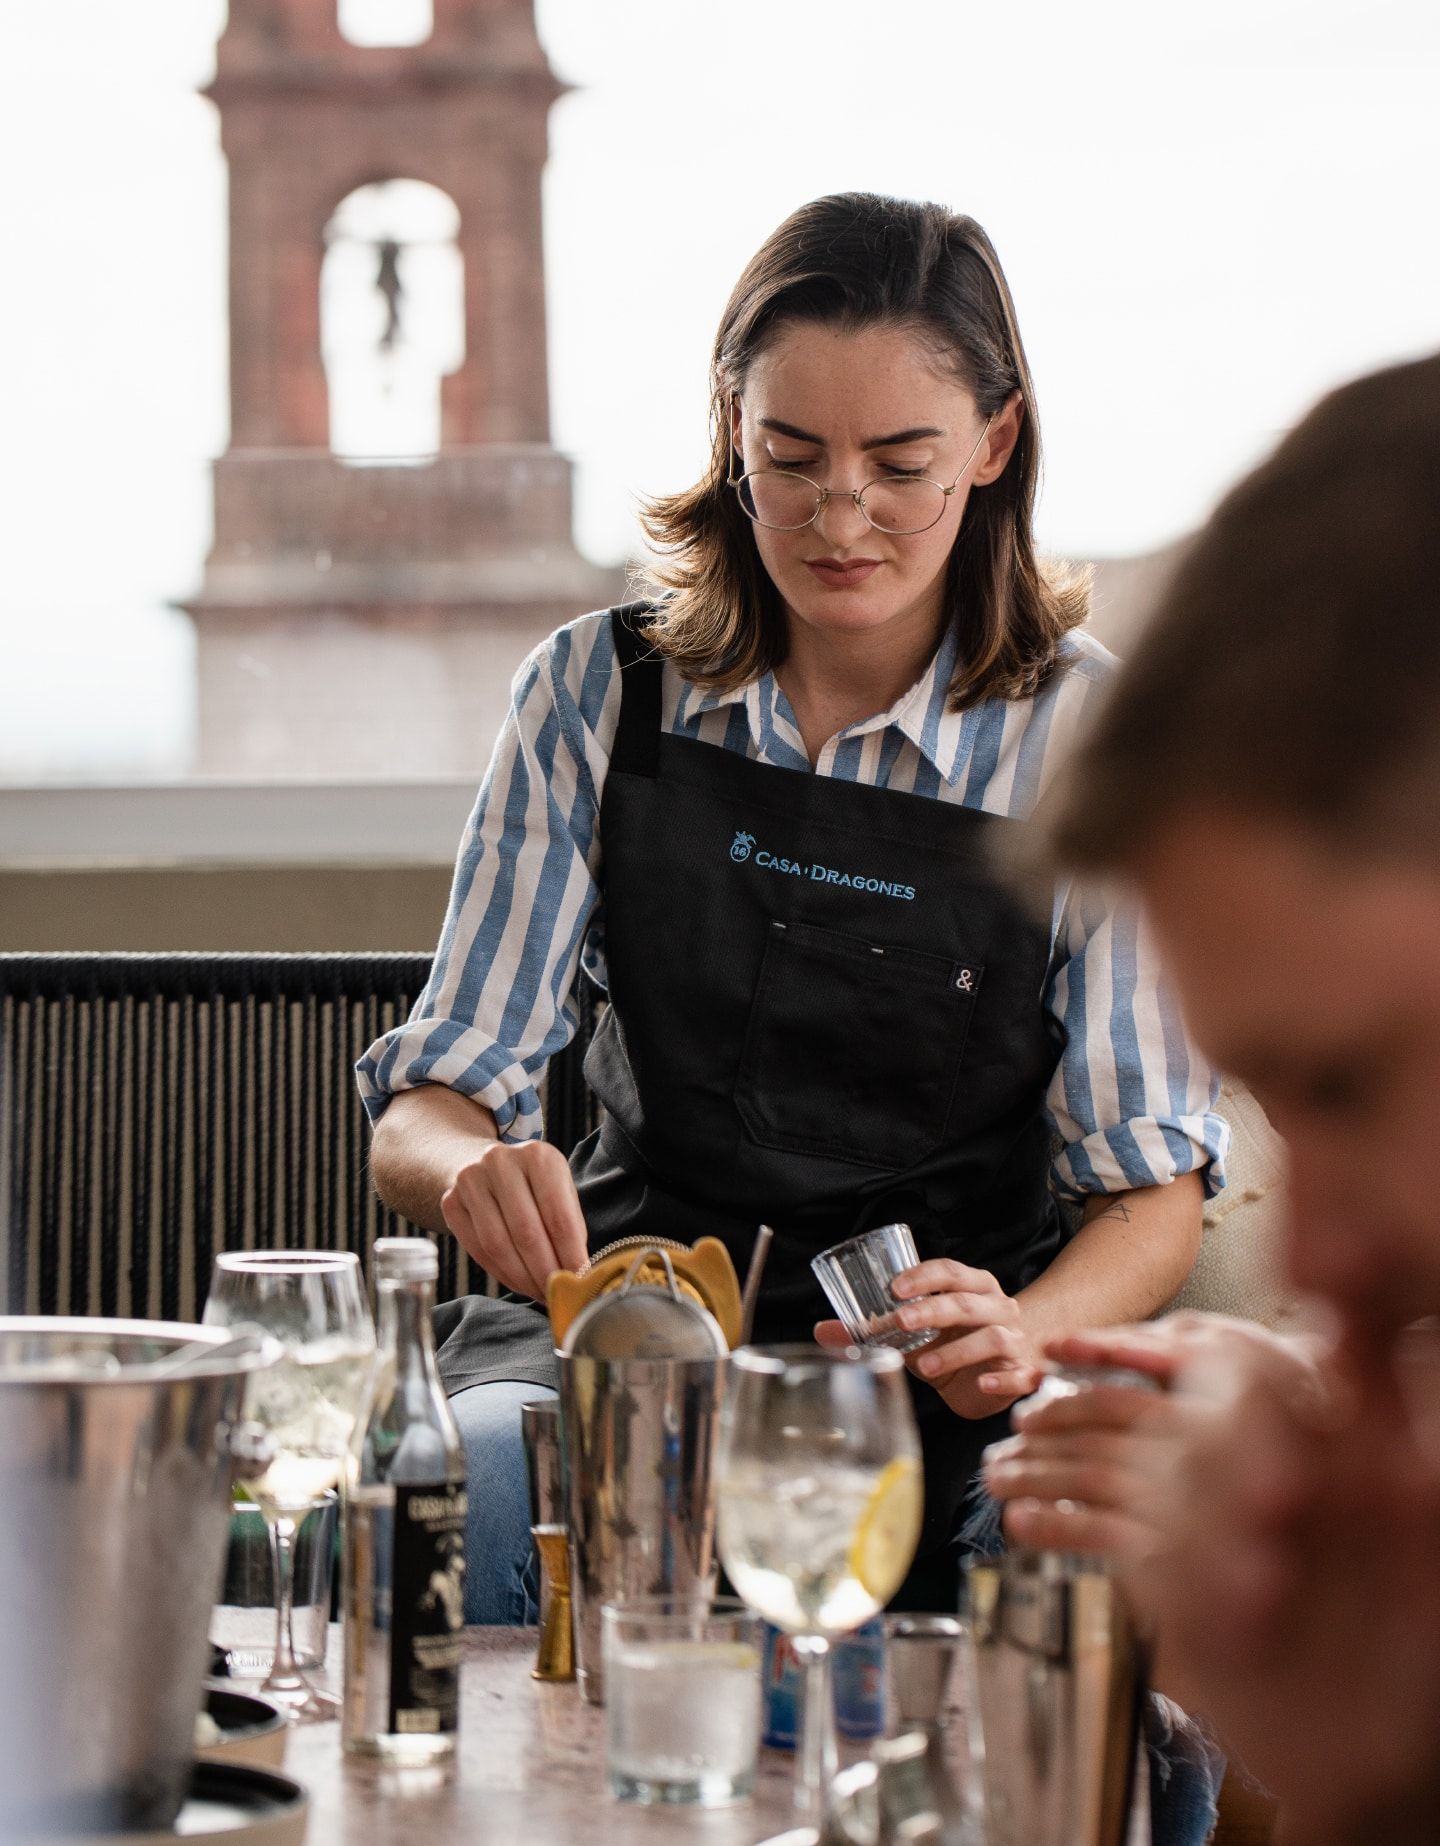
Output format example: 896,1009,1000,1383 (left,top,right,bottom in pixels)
358,610,1229,1200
